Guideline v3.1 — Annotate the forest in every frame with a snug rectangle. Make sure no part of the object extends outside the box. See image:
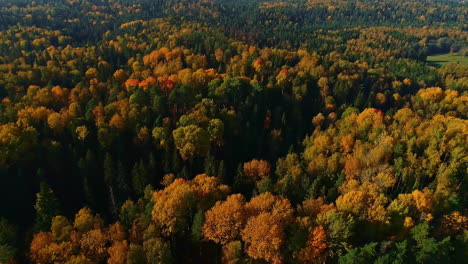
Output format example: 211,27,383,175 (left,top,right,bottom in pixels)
0,0,467,263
